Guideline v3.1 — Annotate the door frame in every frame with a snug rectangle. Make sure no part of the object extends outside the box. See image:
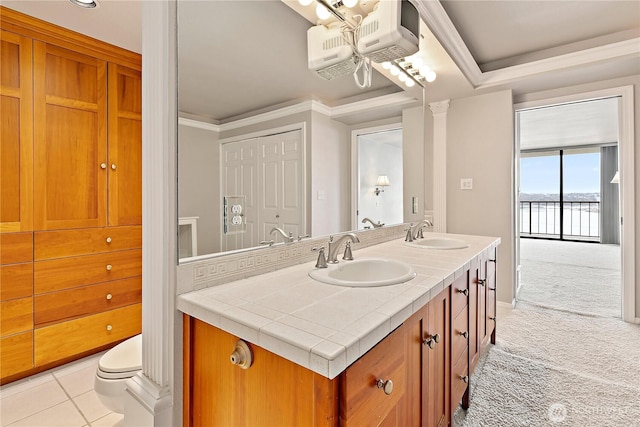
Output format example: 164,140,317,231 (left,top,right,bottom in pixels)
514,85,636,323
